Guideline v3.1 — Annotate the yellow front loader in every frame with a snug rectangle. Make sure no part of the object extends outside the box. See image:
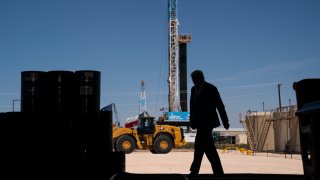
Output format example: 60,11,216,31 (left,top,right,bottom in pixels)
112,116,187,154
